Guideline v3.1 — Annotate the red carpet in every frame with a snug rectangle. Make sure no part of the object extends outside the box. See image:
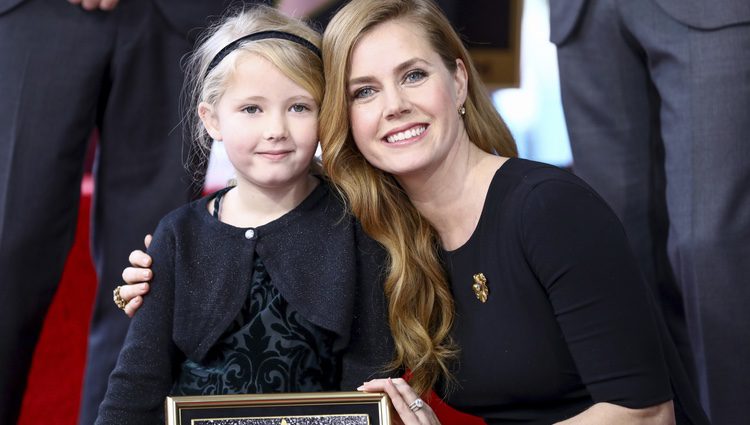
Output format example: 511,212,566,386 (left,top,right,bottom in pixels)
17,177,484,425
